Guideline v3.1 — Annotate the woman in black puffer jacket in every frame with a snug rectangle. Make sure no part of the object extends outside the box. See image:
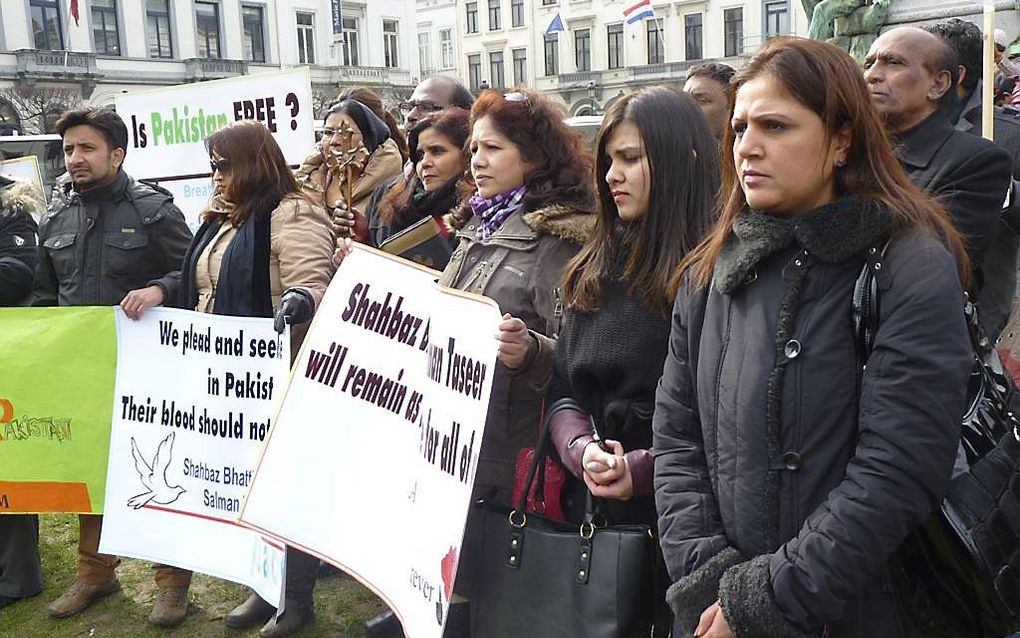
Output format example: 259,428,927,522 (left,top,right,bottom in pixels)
654,37,973,638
